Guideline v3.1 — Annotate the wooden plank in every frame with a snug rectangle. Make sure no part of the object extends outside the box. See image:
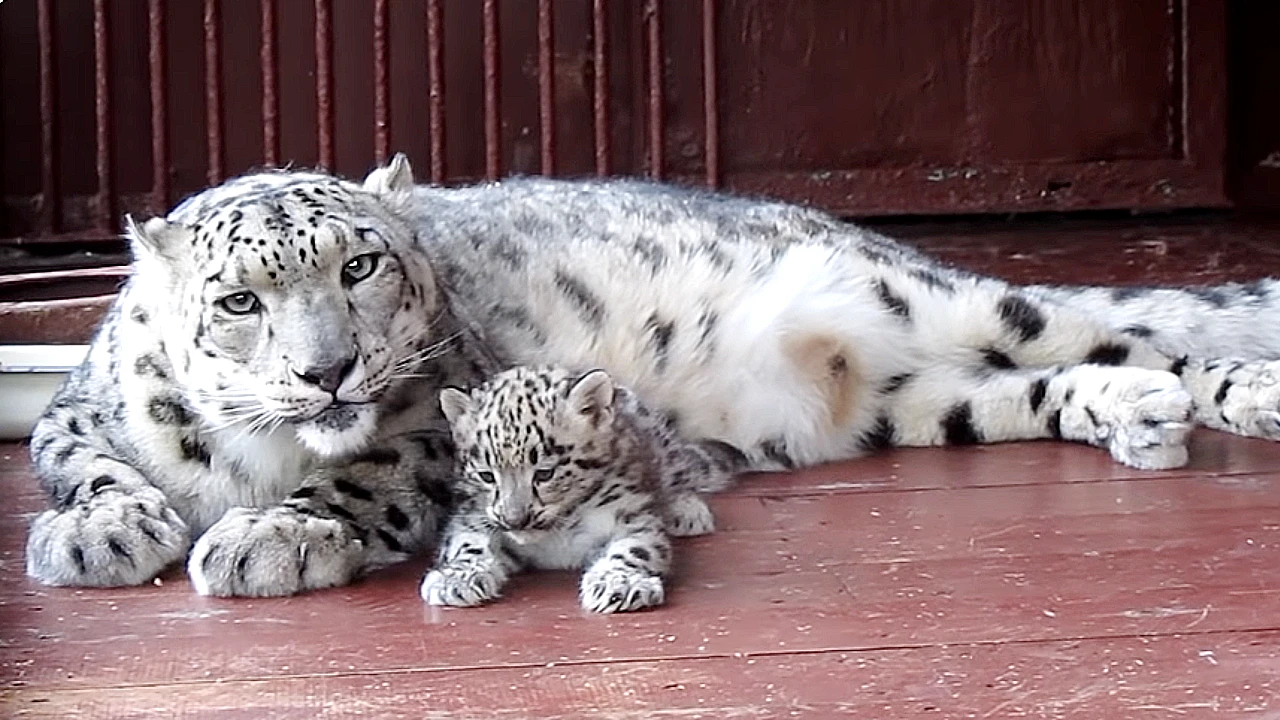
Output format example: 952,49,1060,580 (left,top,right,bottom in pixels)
4,631,1278,718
